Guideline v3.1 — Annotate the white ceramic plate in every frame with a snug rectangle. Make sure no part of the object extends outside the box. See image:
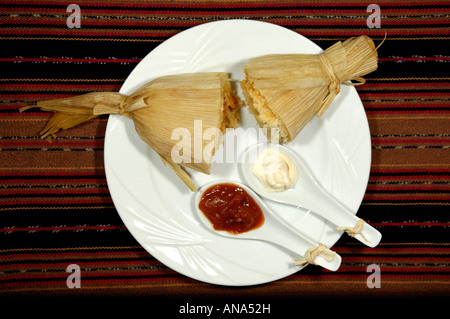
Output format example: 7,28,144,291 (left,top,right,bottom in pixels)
104,20,371,286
